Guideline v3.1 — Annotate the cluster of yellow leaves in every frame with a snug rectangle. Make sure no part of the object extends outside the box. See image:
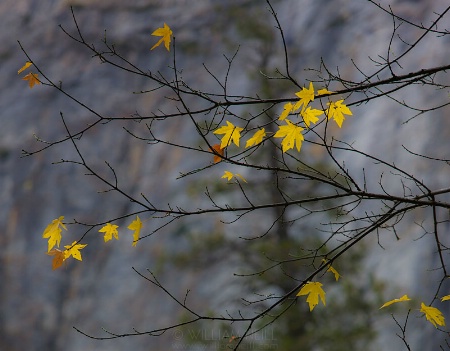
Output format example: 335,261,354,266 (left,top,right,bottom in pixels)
42,216,86,270
275,83,352,151
296,261,340,311
211,82,352,162
18,61,41,88
42,215,143,269
380,294,450,328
